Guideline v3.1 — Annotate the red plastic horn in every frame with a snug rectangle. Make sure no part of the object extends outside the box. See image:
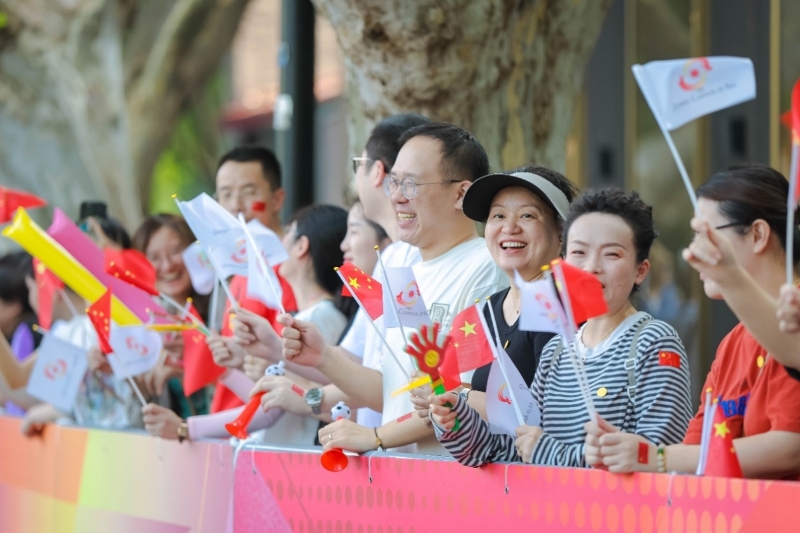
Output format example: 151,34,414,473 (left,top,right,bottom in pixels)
225,392,265,439
320,449,348,472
